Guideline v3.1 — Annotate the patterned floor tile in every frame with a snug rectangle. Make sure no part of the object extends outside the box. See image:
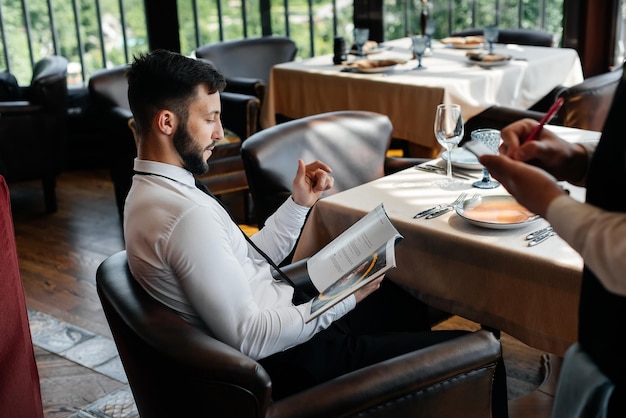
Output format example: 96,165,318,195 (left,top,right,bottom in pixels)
62,335,119,369
95,356,128,383
80,386,139,418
